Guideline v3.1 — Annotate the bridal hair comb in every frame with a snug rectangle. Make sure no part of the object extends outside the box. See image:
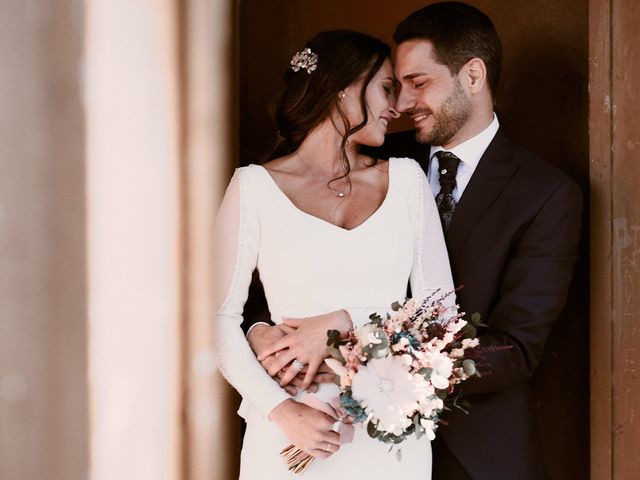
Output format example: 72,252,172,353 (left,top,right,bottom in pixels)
290,47,318,74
